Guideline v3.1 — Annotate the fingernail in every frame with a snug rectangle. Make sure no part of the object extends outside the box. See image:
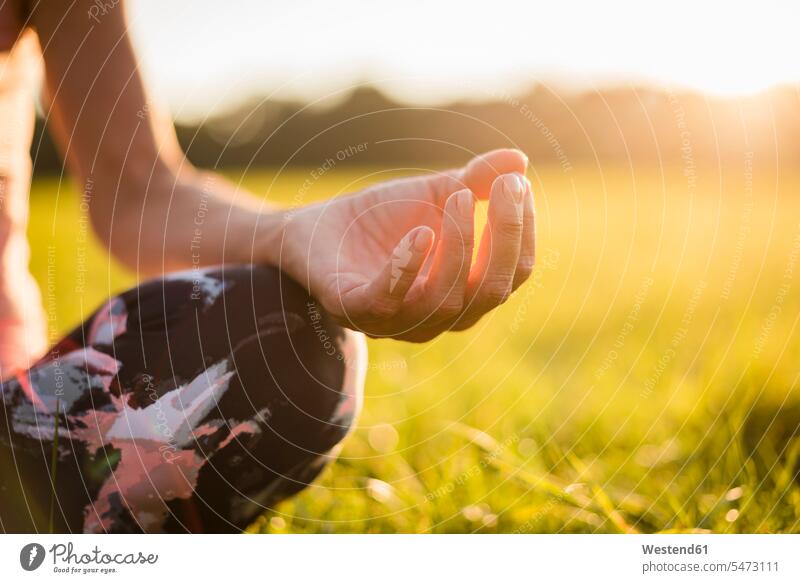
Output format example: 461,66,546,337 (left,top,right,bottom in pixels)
413,228,433,252
502,174,524,205
455,189,473,219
